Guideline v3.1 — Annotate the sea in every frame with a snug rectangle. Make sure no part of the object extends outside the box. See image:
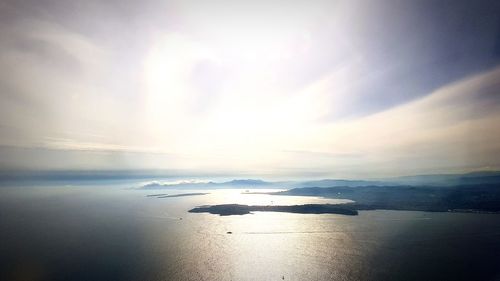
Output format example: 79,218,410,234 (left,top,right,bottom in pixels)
1,180,500,281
